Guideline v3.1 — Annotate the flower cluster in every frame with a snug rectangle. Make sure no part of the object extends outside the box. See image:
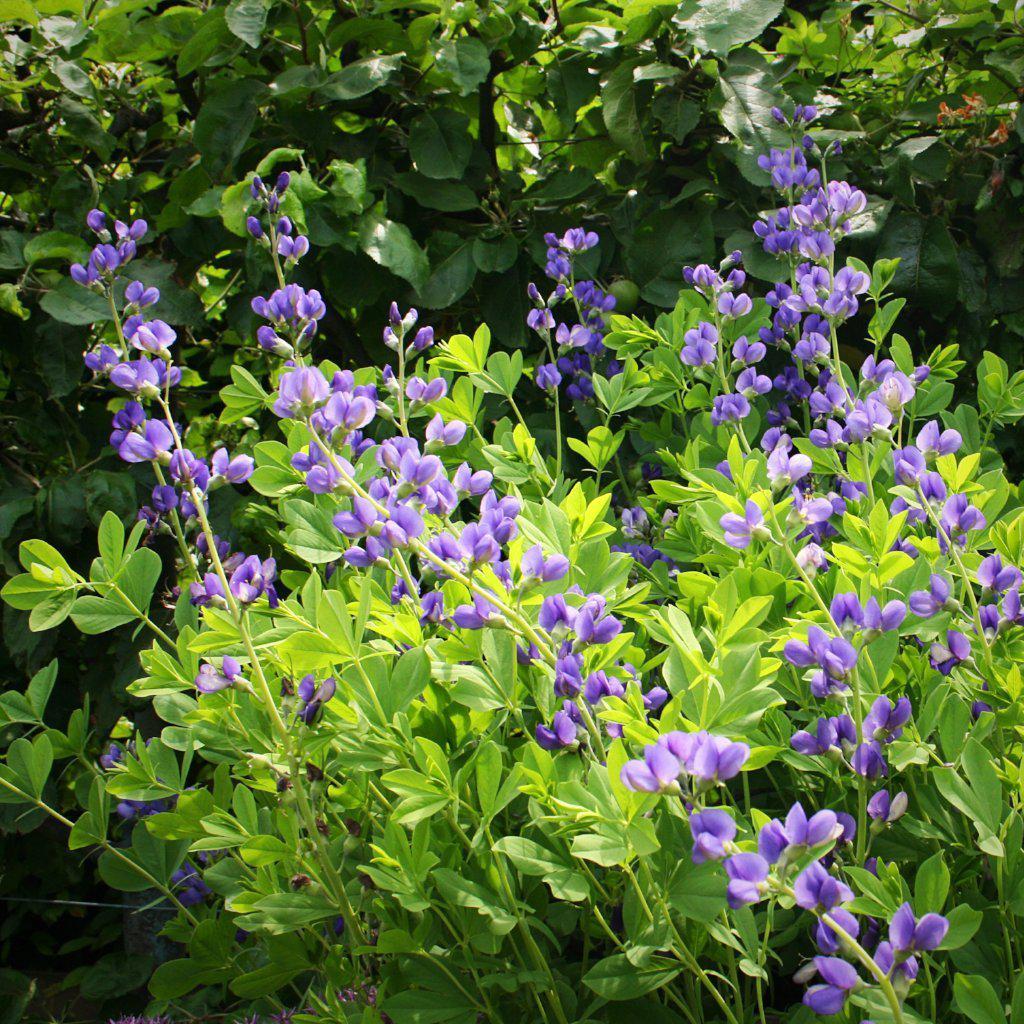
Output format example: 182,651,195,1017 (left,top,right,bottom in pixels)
527,228,617,401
